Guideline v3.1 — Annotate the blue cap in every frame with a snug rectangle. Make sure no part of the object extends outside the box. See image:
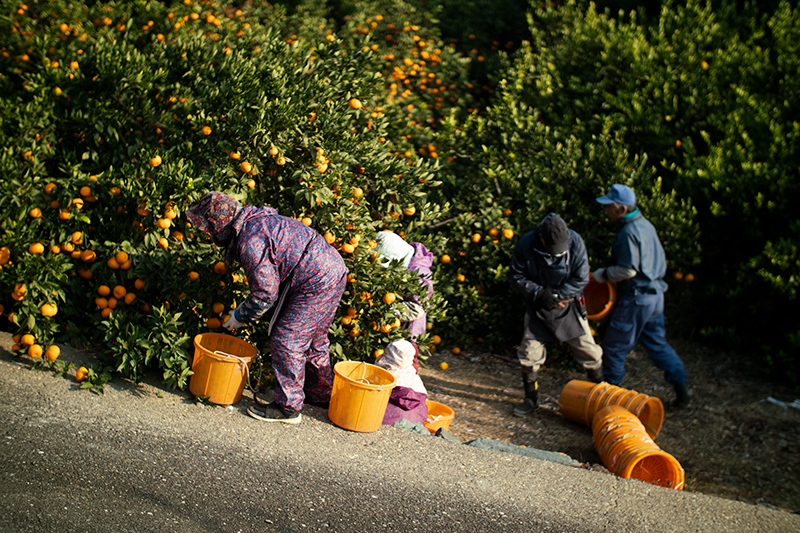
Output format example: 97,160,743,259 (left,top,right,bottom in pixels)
596,184,636,206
